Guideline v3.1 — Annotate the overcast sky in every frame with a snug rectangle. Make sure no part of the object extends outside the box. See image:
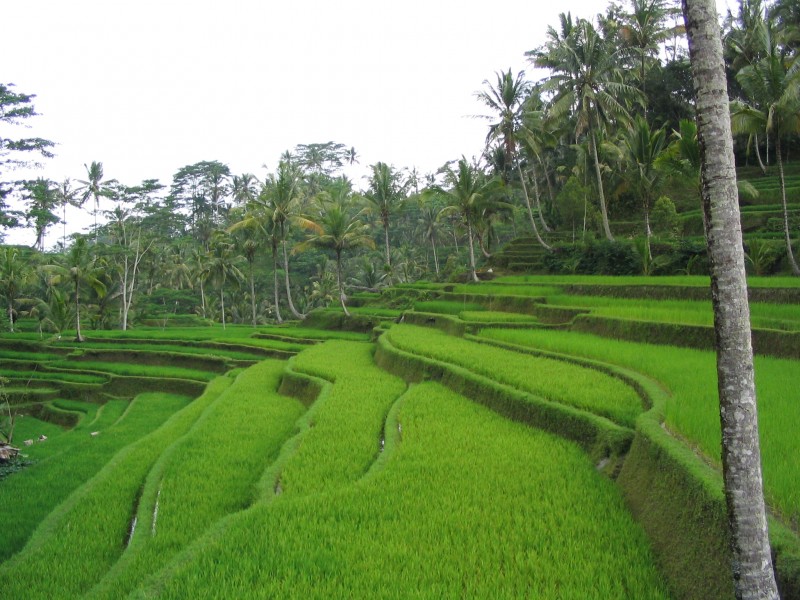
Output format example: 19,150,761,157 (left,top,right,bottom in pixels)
2,0,706,247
